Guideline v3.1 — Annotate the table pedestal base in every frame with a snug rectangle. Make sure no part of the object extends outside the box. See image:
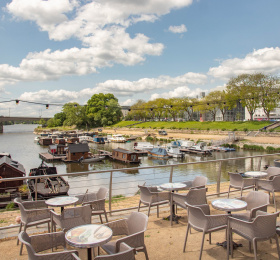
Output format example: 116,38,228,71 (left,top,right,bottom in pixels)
163,214,181,224
216,241,243,251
